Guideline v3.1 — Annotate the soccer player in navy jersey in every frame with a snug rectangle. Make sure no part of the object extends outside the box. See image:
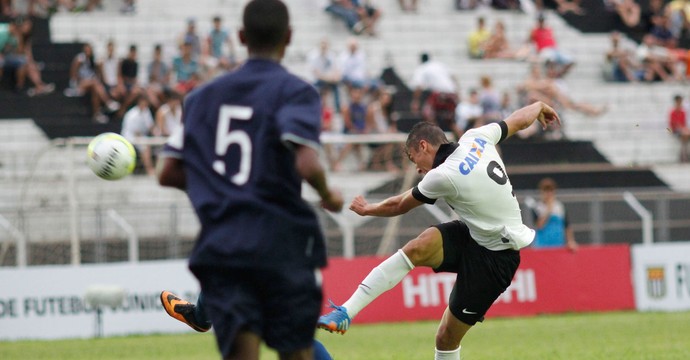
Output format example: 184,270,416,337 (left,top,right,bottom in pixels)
156,1,343,359
318,101,560,359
